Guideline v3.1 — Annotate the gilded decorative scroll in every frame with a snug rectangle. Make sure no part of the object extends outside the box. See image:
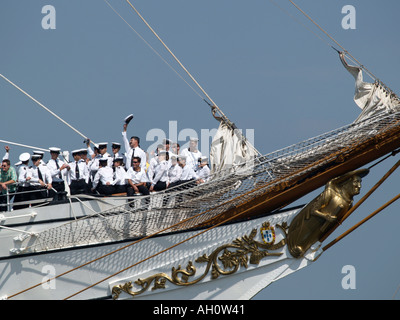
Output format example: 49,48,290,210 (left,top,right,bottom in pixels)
112,222,287,299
